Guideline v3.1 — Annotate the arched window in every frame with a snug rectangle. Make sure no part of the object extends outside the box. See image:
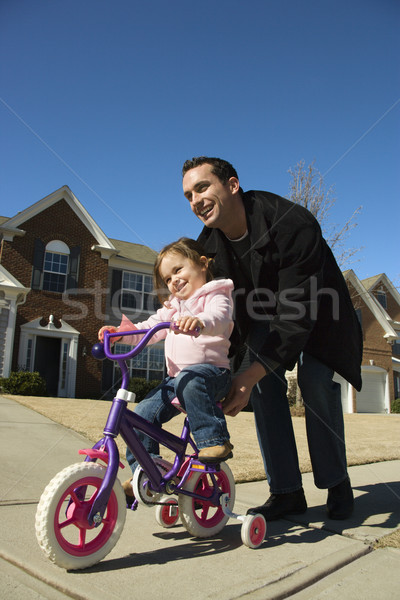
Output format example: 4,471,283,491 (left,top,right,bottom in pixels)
31,239,80,292
42,240,70,292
